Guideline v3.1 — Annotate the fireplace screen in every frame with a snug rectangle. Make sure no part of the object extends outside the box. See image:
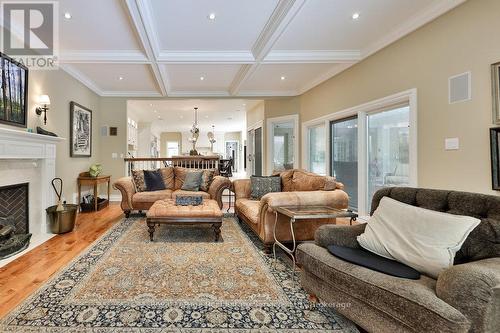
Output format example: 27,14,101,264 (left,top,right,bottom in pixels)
0,183,29,234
